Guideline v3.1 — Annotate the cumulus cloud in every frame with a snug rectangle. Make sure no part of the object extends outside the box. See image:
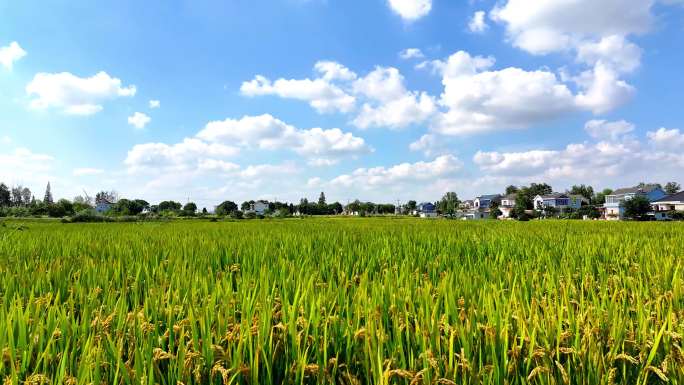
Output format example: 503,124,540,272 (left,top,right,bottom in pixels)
468,11,489,33
647,127,684,151
0,41,26,70
490,0,653,55
408,134,448,157
149,99,161,109
471,121,684,190
584,119,635,140
399,48,425,60
240,74,355,114
124,138,240,173
197,114,371,162
0,147,54,190
128,112,151,129
576,35,642,74
330,154,462,188
431,51,575,134
73,168,104,176
387,0,432,21
26,71,136,115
